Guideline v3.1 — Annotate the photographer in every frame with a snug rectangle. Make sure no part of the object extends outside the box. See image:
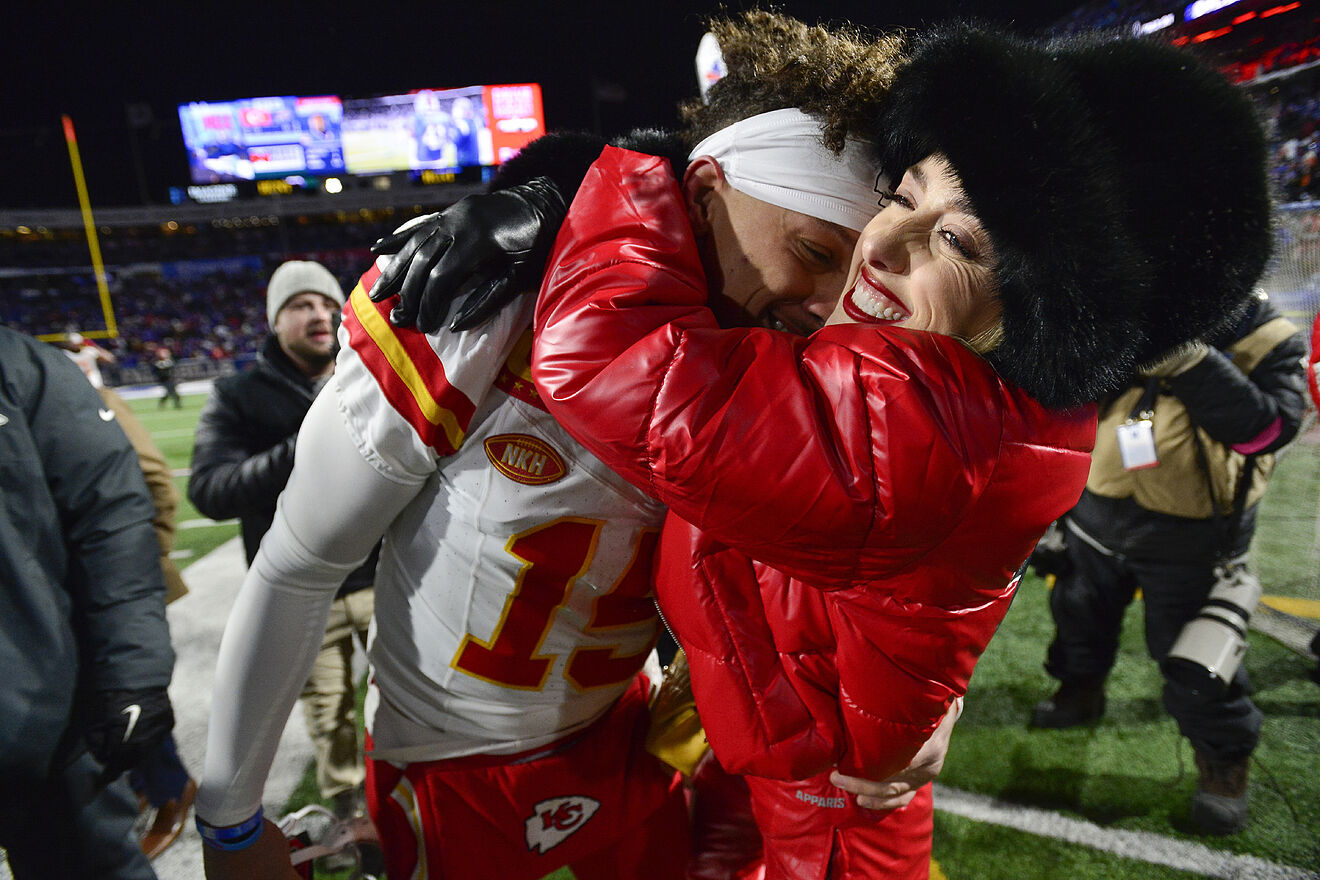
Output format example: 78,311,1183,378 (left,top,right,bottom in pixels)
1030,289,1306,835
